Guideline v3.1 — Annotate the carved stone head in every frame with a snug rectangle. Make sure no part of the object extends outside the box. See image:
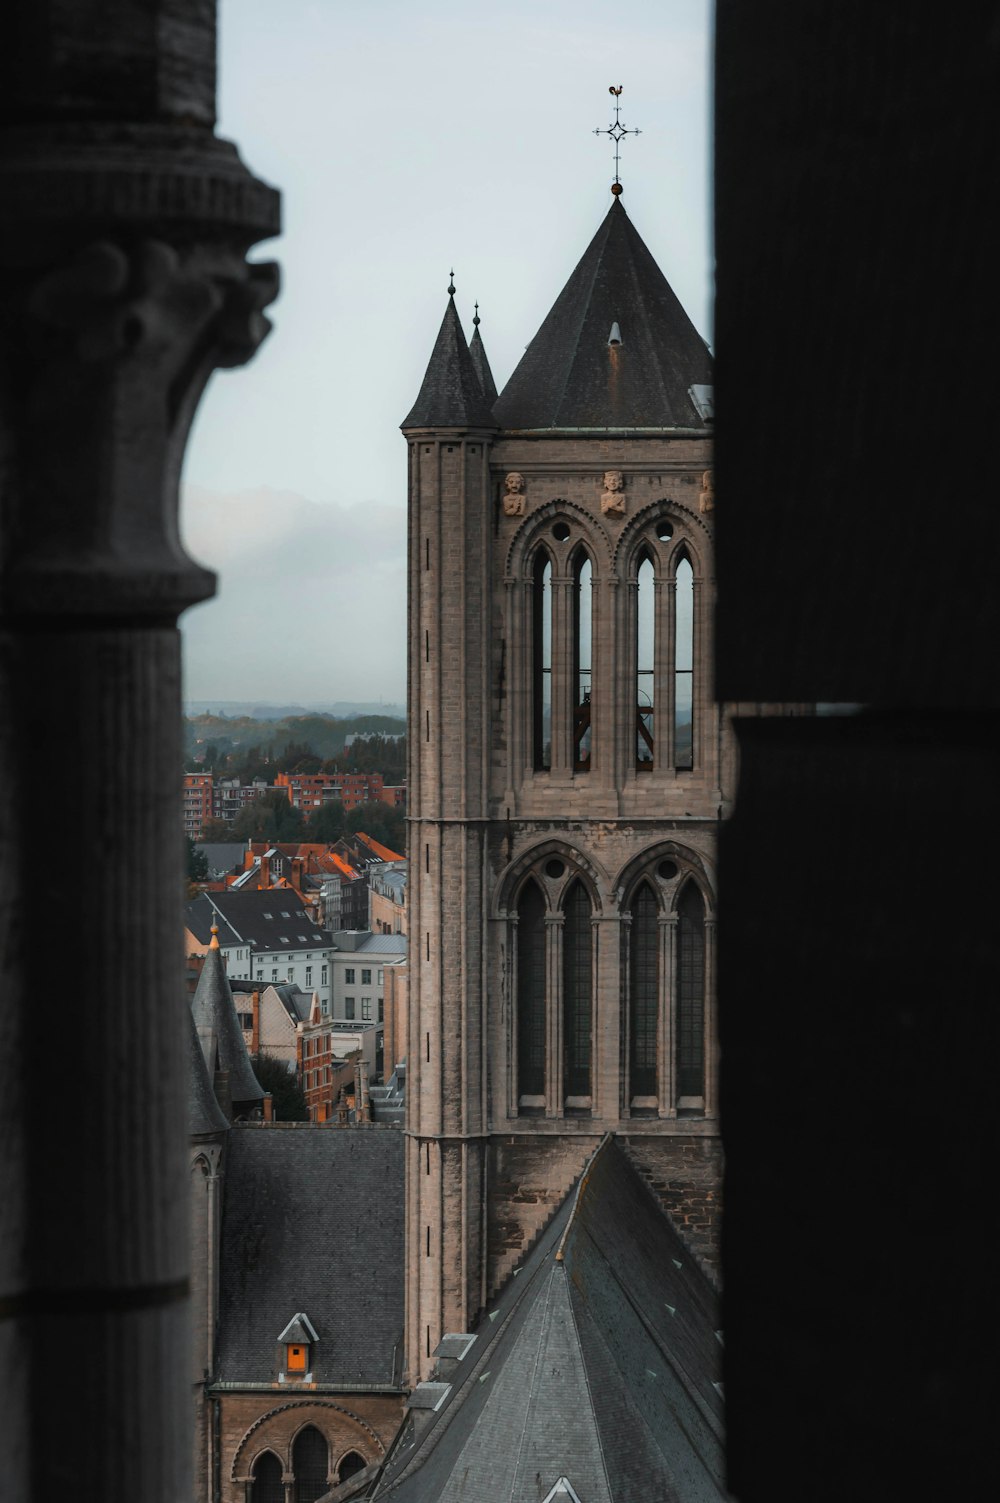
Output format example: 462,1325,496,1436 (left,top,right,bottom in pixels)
600,469,626,515
503,472,526,516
